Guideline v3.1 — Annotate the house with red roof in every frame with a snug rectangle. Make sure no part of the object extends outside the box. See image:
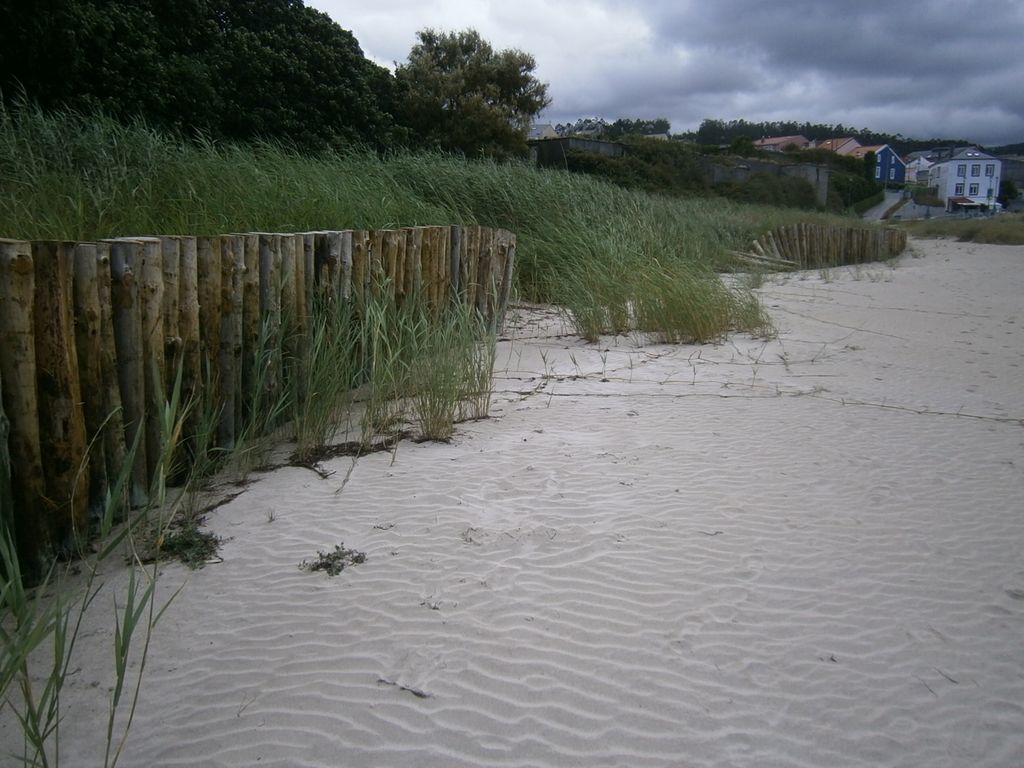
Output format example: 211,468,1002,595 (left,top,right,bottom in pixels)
752,135,811,152
812,137,861,155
